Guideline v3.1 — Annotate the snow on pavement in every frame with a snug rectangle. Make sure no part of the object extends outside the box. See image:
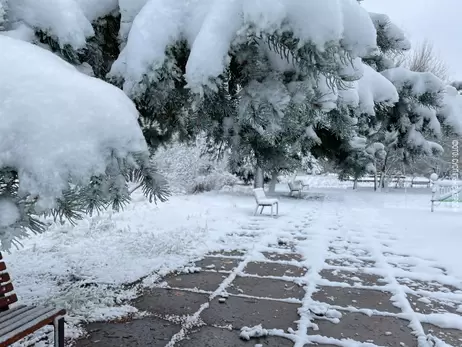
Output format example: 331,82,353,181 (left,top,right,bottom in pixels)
5,178,462,346
76,186,462,346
